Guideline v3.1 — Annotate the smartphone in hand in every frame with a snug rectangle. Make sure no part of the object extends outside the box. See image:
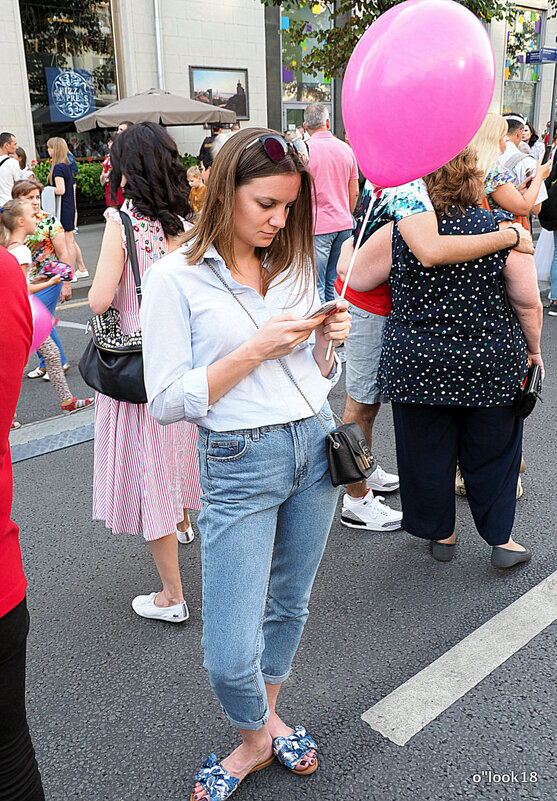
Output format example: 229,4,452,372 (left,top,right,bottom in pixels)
305,300,339,319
